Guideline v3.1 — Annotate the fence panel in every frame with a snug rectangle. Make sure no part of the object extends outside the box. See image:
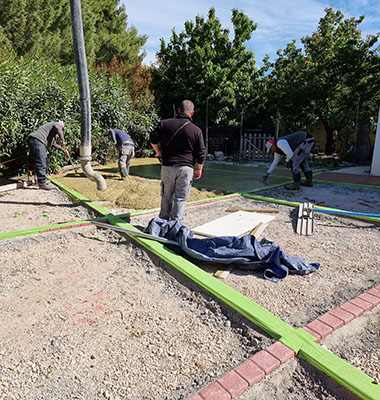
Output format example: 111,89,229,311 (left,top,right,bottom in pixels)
240,132,273,161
